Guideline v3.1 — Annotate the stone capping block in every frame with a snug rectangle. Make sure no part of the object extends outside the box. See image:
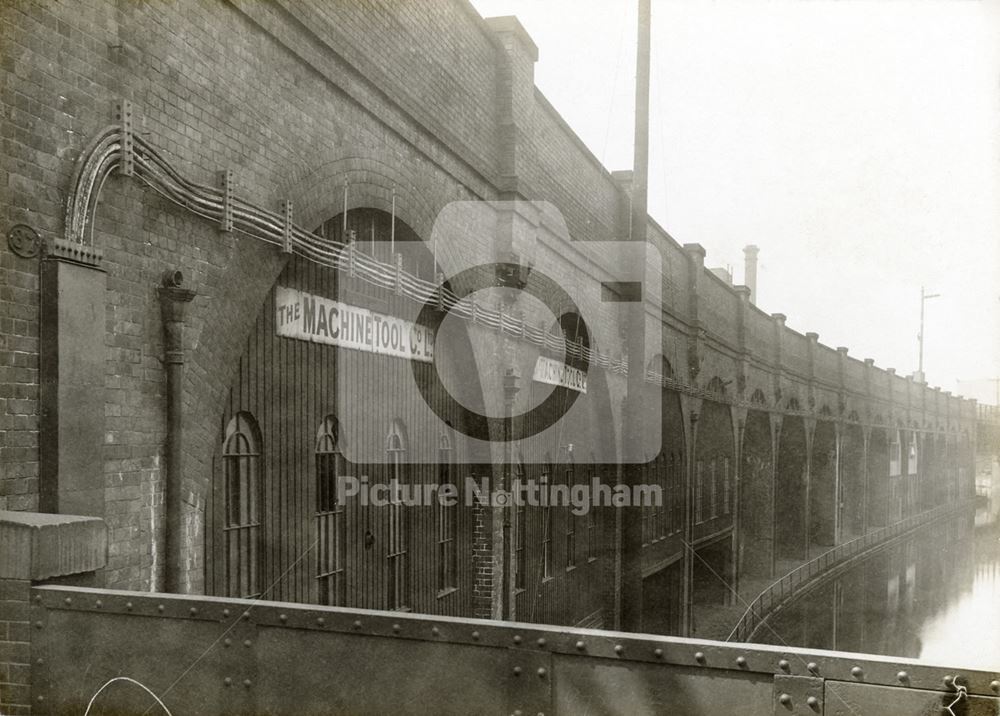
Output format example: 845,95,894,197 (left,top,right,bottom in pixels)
0,511,107,580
